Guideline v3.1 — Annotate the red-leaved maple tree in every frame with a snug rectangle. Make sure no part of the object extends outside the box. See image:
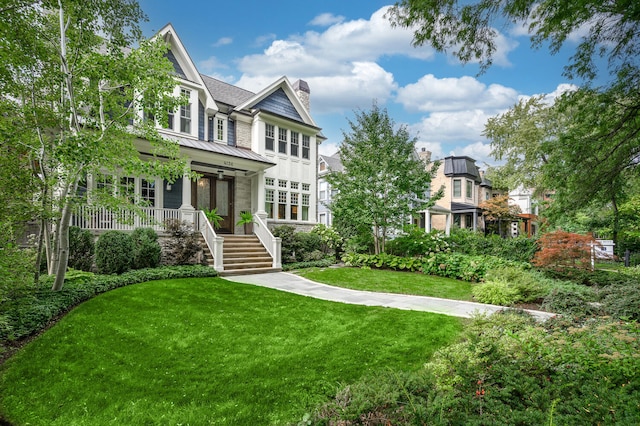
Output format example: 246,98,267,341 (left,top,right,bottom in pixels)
532,230,599,270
